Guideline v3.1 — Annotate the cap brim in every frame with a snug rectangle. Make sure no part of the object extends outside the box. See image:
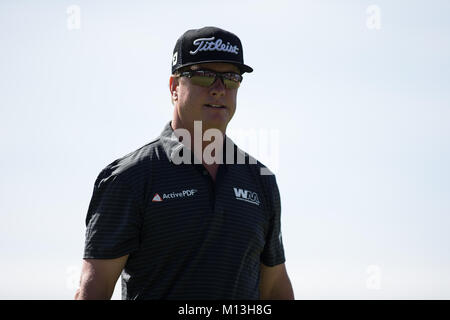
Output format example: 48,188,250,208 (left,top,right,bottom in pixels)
175,60,253,74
